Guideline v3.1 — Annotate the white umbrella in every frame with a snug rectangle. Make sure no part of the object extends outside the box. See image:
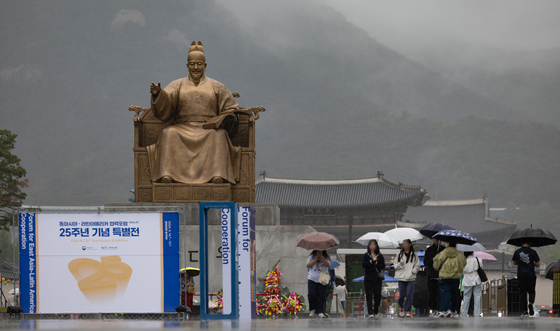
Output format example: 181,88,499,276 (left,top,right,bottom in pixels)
9,288,19,294
456,243,486,252
356,232,399,248
384,228,424,244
